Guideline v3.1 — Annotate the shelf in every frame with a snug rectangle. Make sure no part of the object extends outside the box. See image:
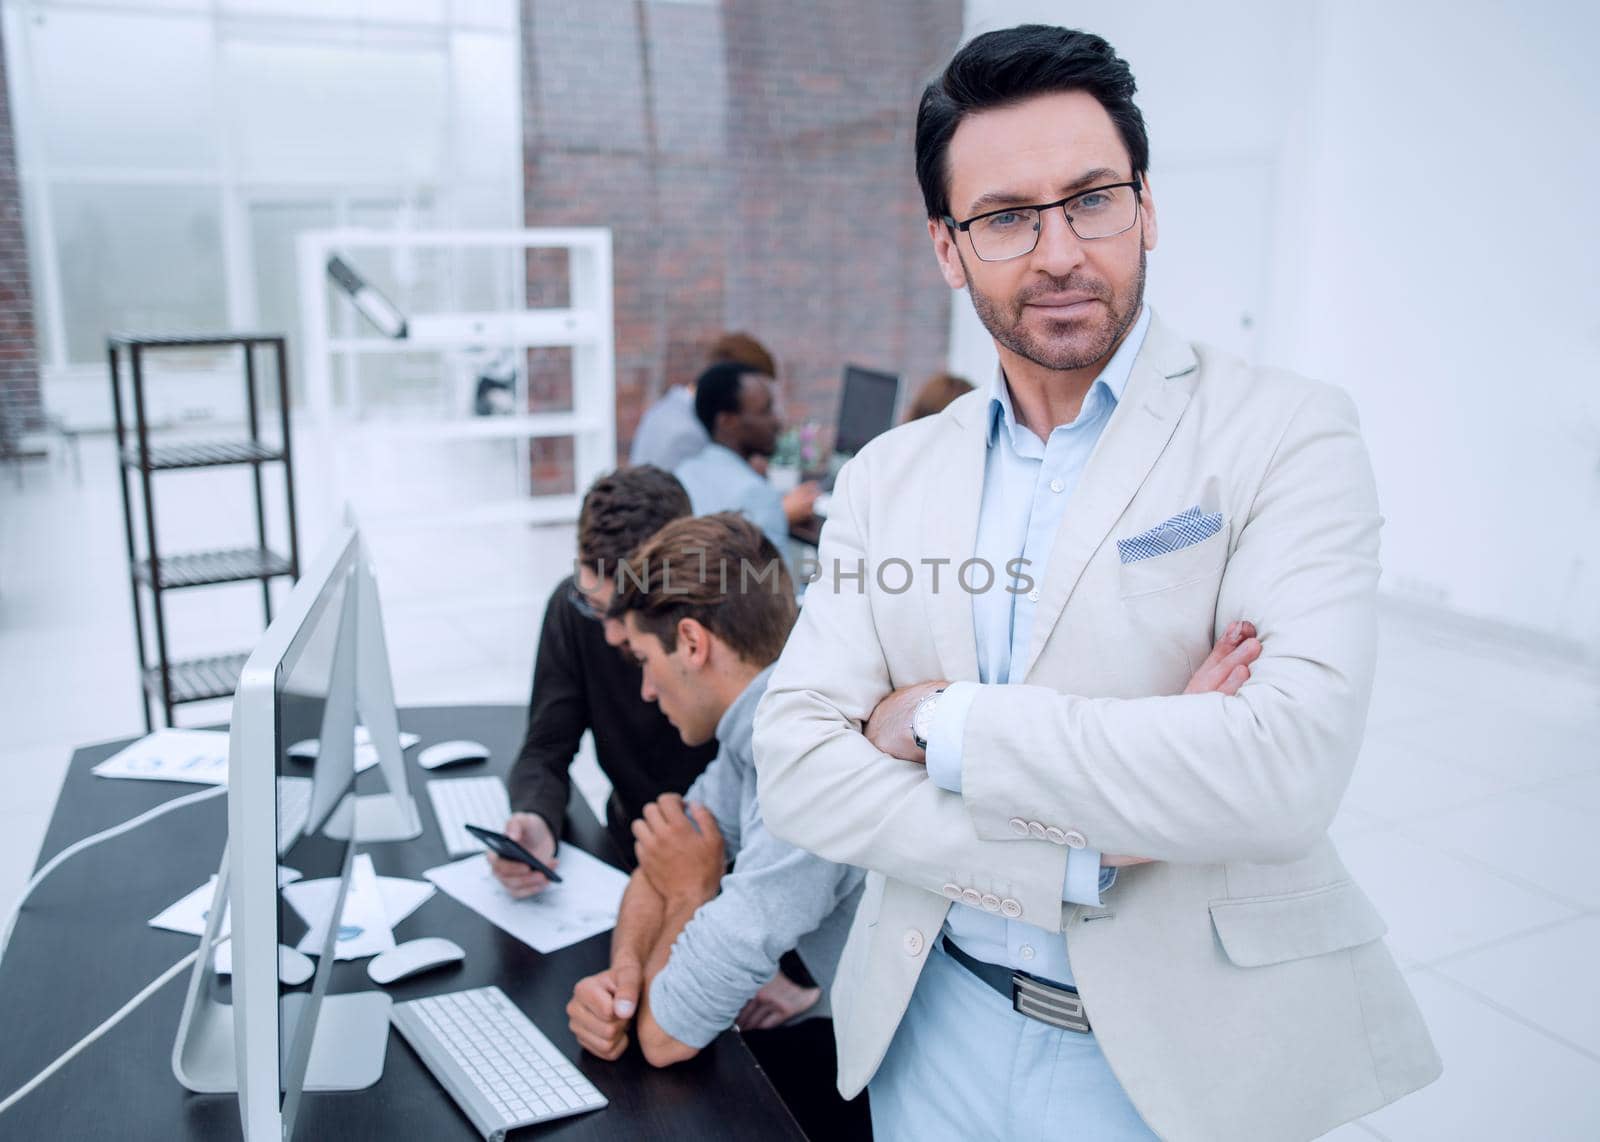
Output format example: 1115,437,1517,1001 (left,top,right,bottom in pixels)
359,494,583,530
122,440,285,471
352,413,599,443
110,332,284,349
143,653,250,705
135,547,294,590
